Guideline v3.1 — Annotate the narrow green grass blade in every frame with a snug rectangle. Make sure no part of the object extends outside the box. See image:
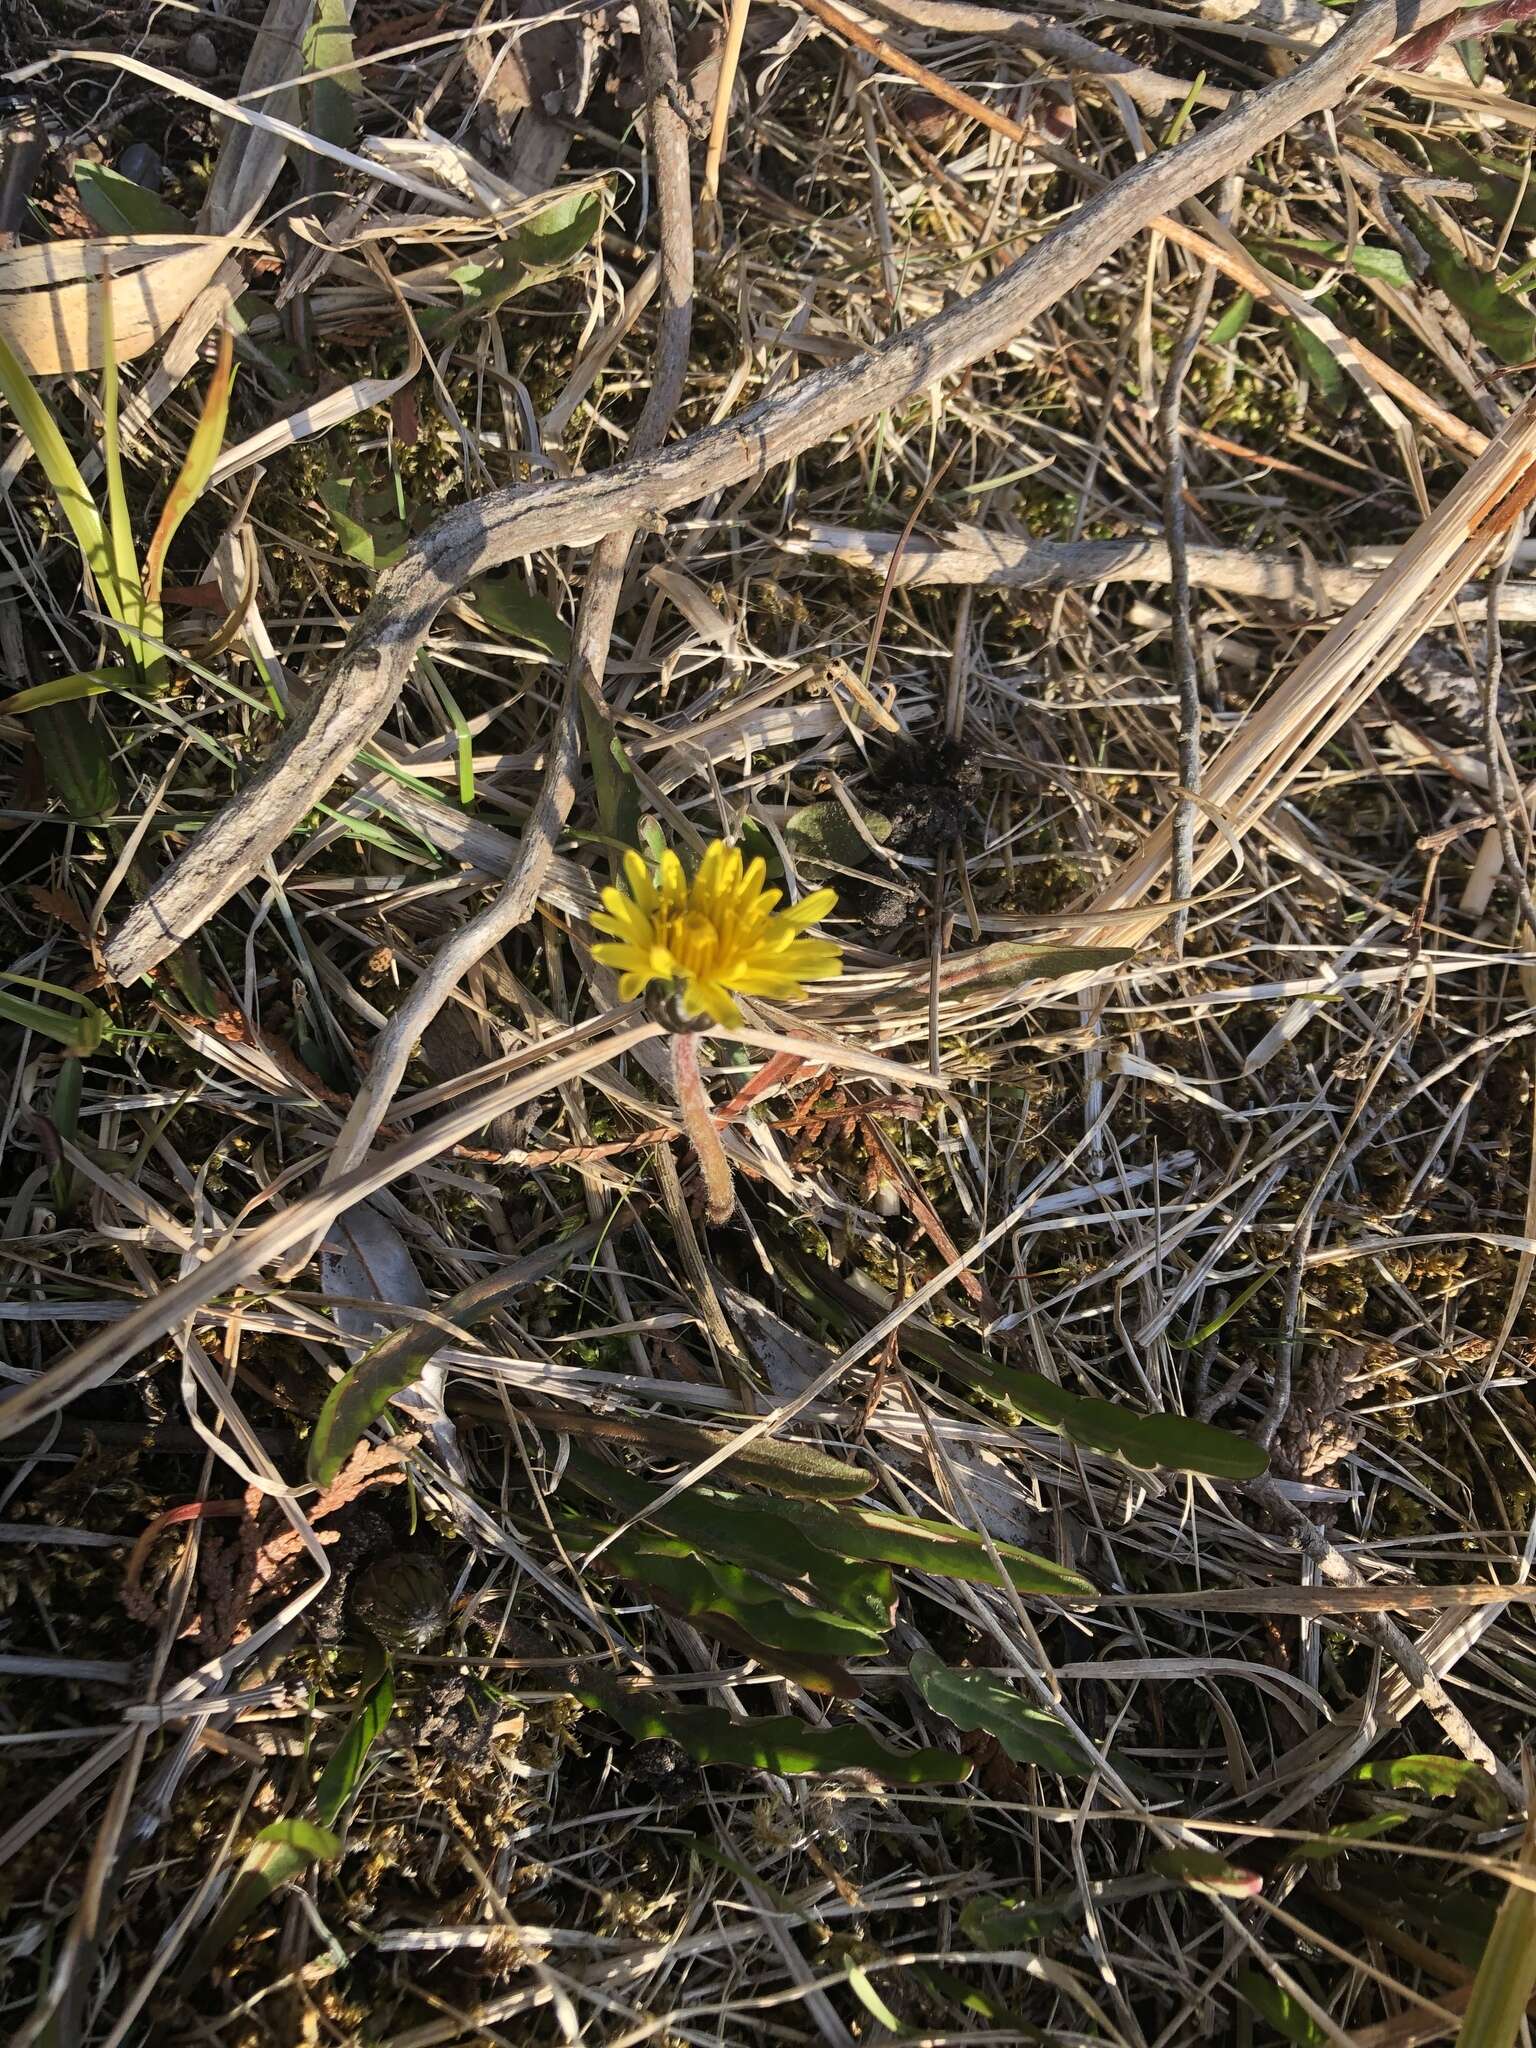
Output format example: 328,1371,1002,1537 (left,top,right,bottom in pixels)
2,669,122,715
0,333,118,627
